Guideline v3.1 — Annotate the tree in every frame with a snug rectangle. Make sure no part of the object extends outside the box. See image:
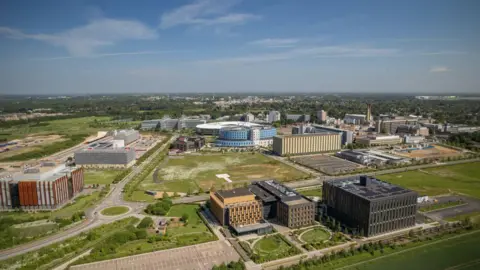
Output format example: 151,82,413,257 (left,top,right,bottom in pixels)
137,217,153,229
181,213,189,222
